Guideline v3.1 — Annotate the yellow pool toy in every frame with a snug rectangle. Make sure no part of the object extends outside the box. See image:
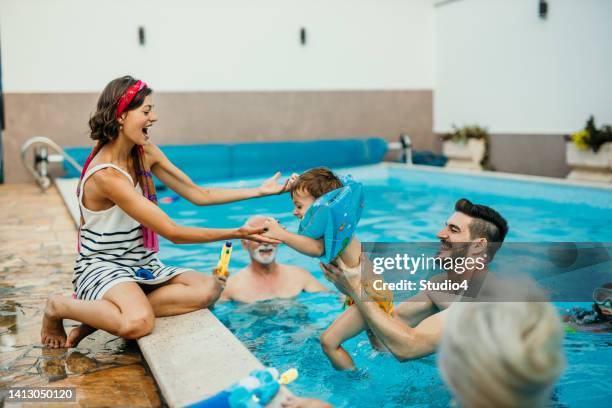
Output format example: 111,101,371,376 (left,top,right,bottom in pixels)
279,368,298,385
215,241,233,278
